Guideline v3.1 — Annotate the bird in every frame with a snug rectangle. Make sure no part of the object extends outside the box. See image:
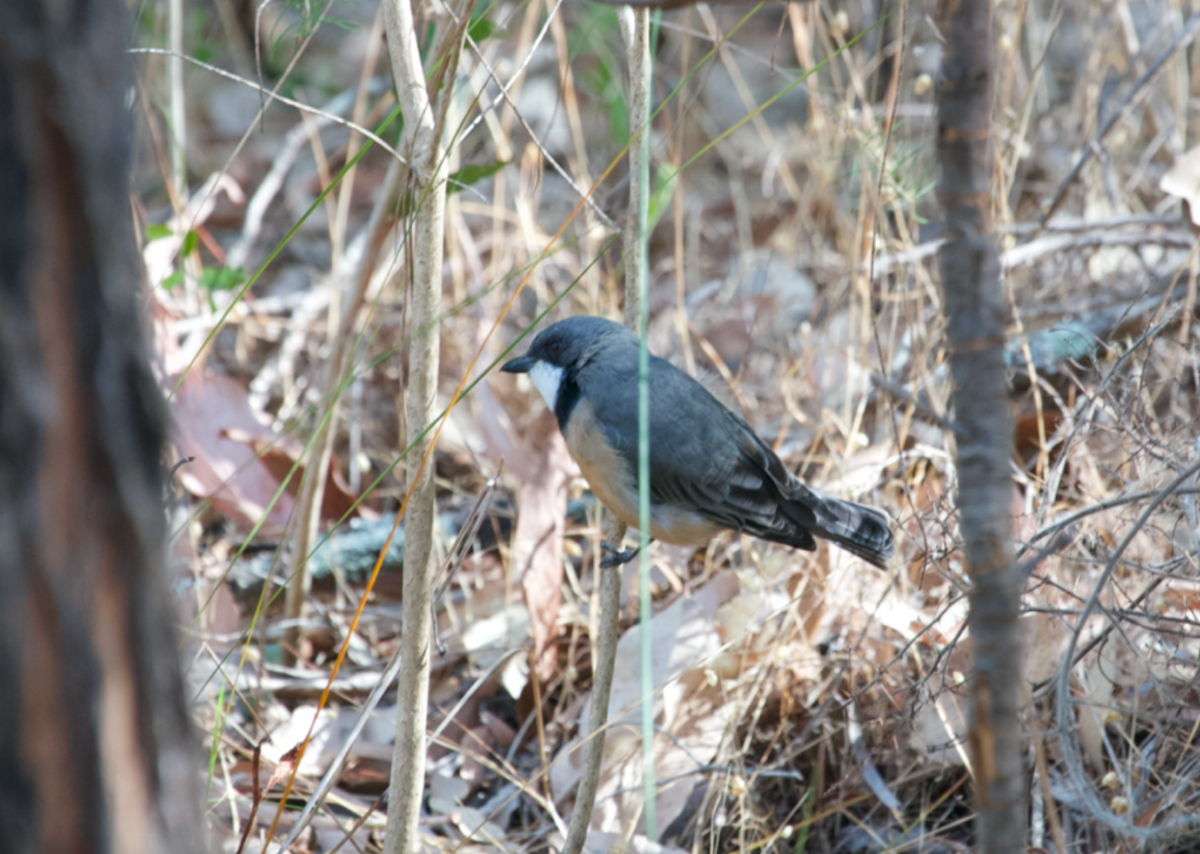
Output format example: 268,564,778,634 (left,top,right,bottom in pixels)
500,315,894,568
